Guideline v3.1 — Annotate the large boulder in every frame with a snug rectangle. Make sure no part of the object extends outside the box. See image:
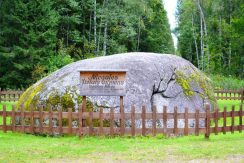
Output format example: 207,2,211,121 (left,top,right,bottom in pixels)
18,52,215,117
